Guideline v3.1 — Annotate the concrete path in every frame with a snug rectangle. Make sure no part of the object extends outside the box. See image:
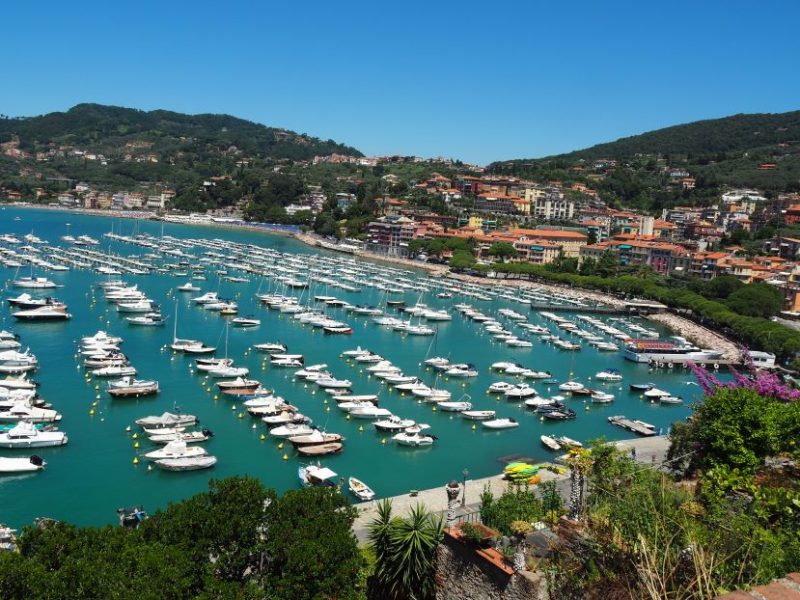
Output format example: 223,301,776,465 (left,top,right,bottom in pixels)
352,436,670,542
